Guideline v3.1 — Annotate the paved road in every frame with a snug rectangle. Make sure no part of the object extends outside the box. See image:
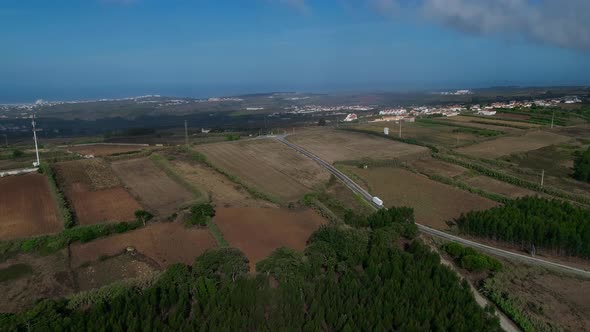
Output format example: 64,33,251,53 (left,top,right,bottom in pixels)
275,135,590,279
